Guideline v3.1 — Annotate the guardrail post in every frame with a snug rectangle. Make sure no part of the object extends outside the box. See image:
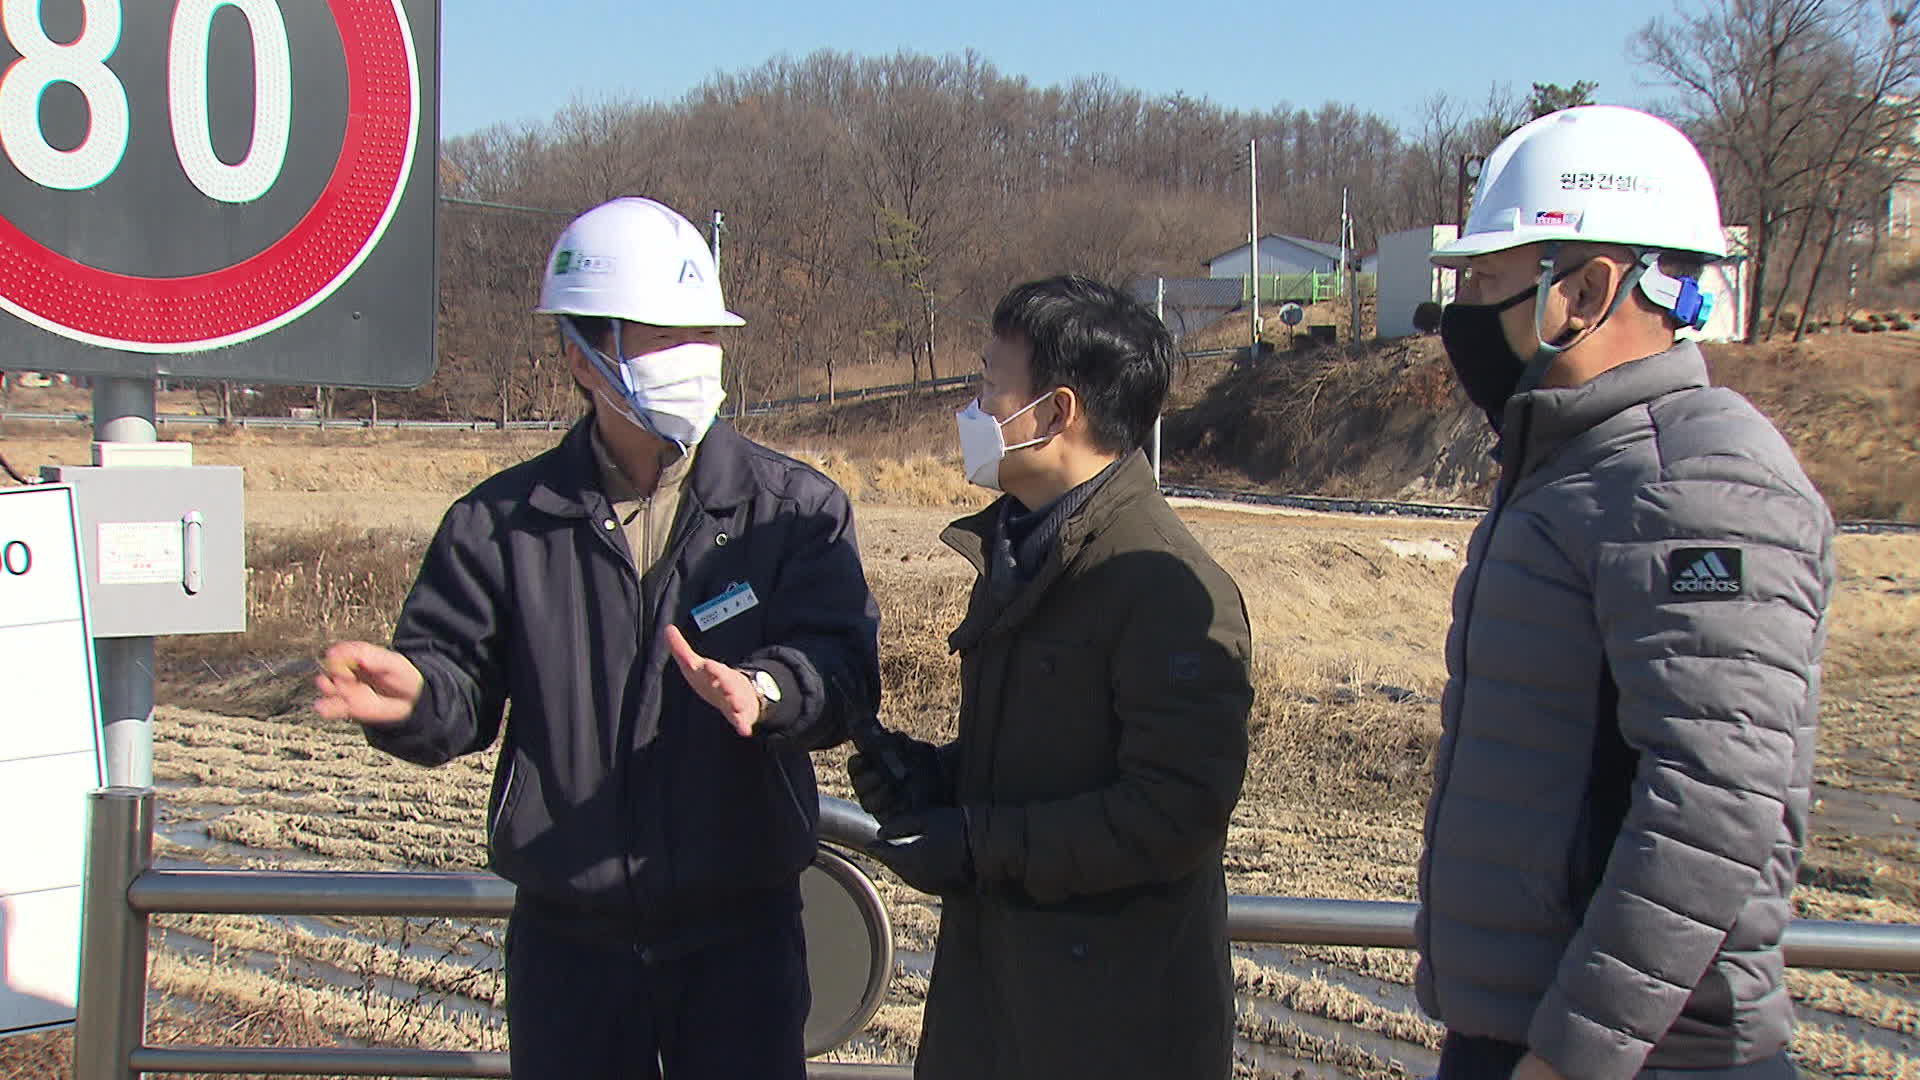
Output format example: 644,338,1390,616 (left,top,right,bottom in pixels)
74,787,154,1080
